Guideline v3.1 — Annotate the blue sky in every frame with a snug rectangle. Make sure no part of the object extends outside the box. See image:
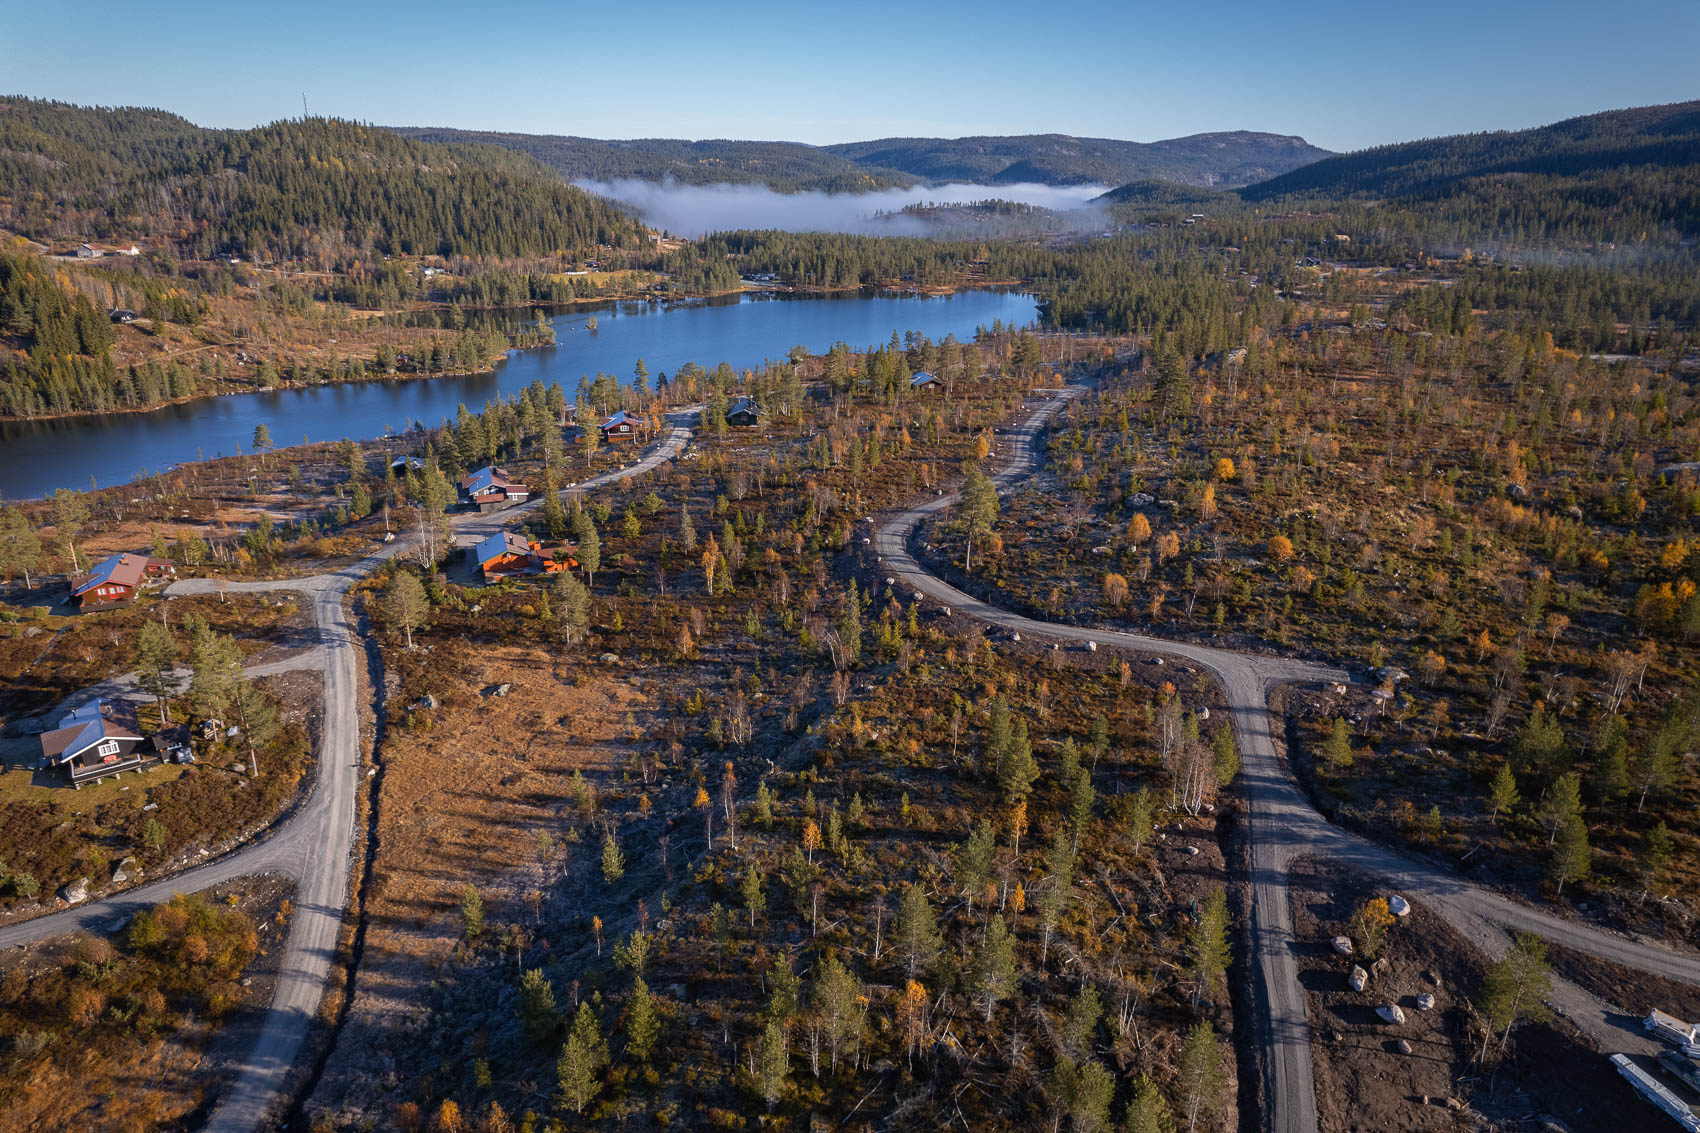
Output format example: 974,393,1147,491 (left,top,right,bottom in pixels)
6,0,1696,151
